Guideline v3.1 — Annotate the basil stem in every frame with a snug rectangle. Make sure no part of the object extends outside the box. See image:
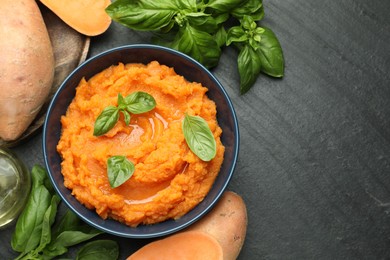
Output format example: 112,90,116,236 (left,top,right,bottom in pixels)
107,156,135,188
182,114,217,162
